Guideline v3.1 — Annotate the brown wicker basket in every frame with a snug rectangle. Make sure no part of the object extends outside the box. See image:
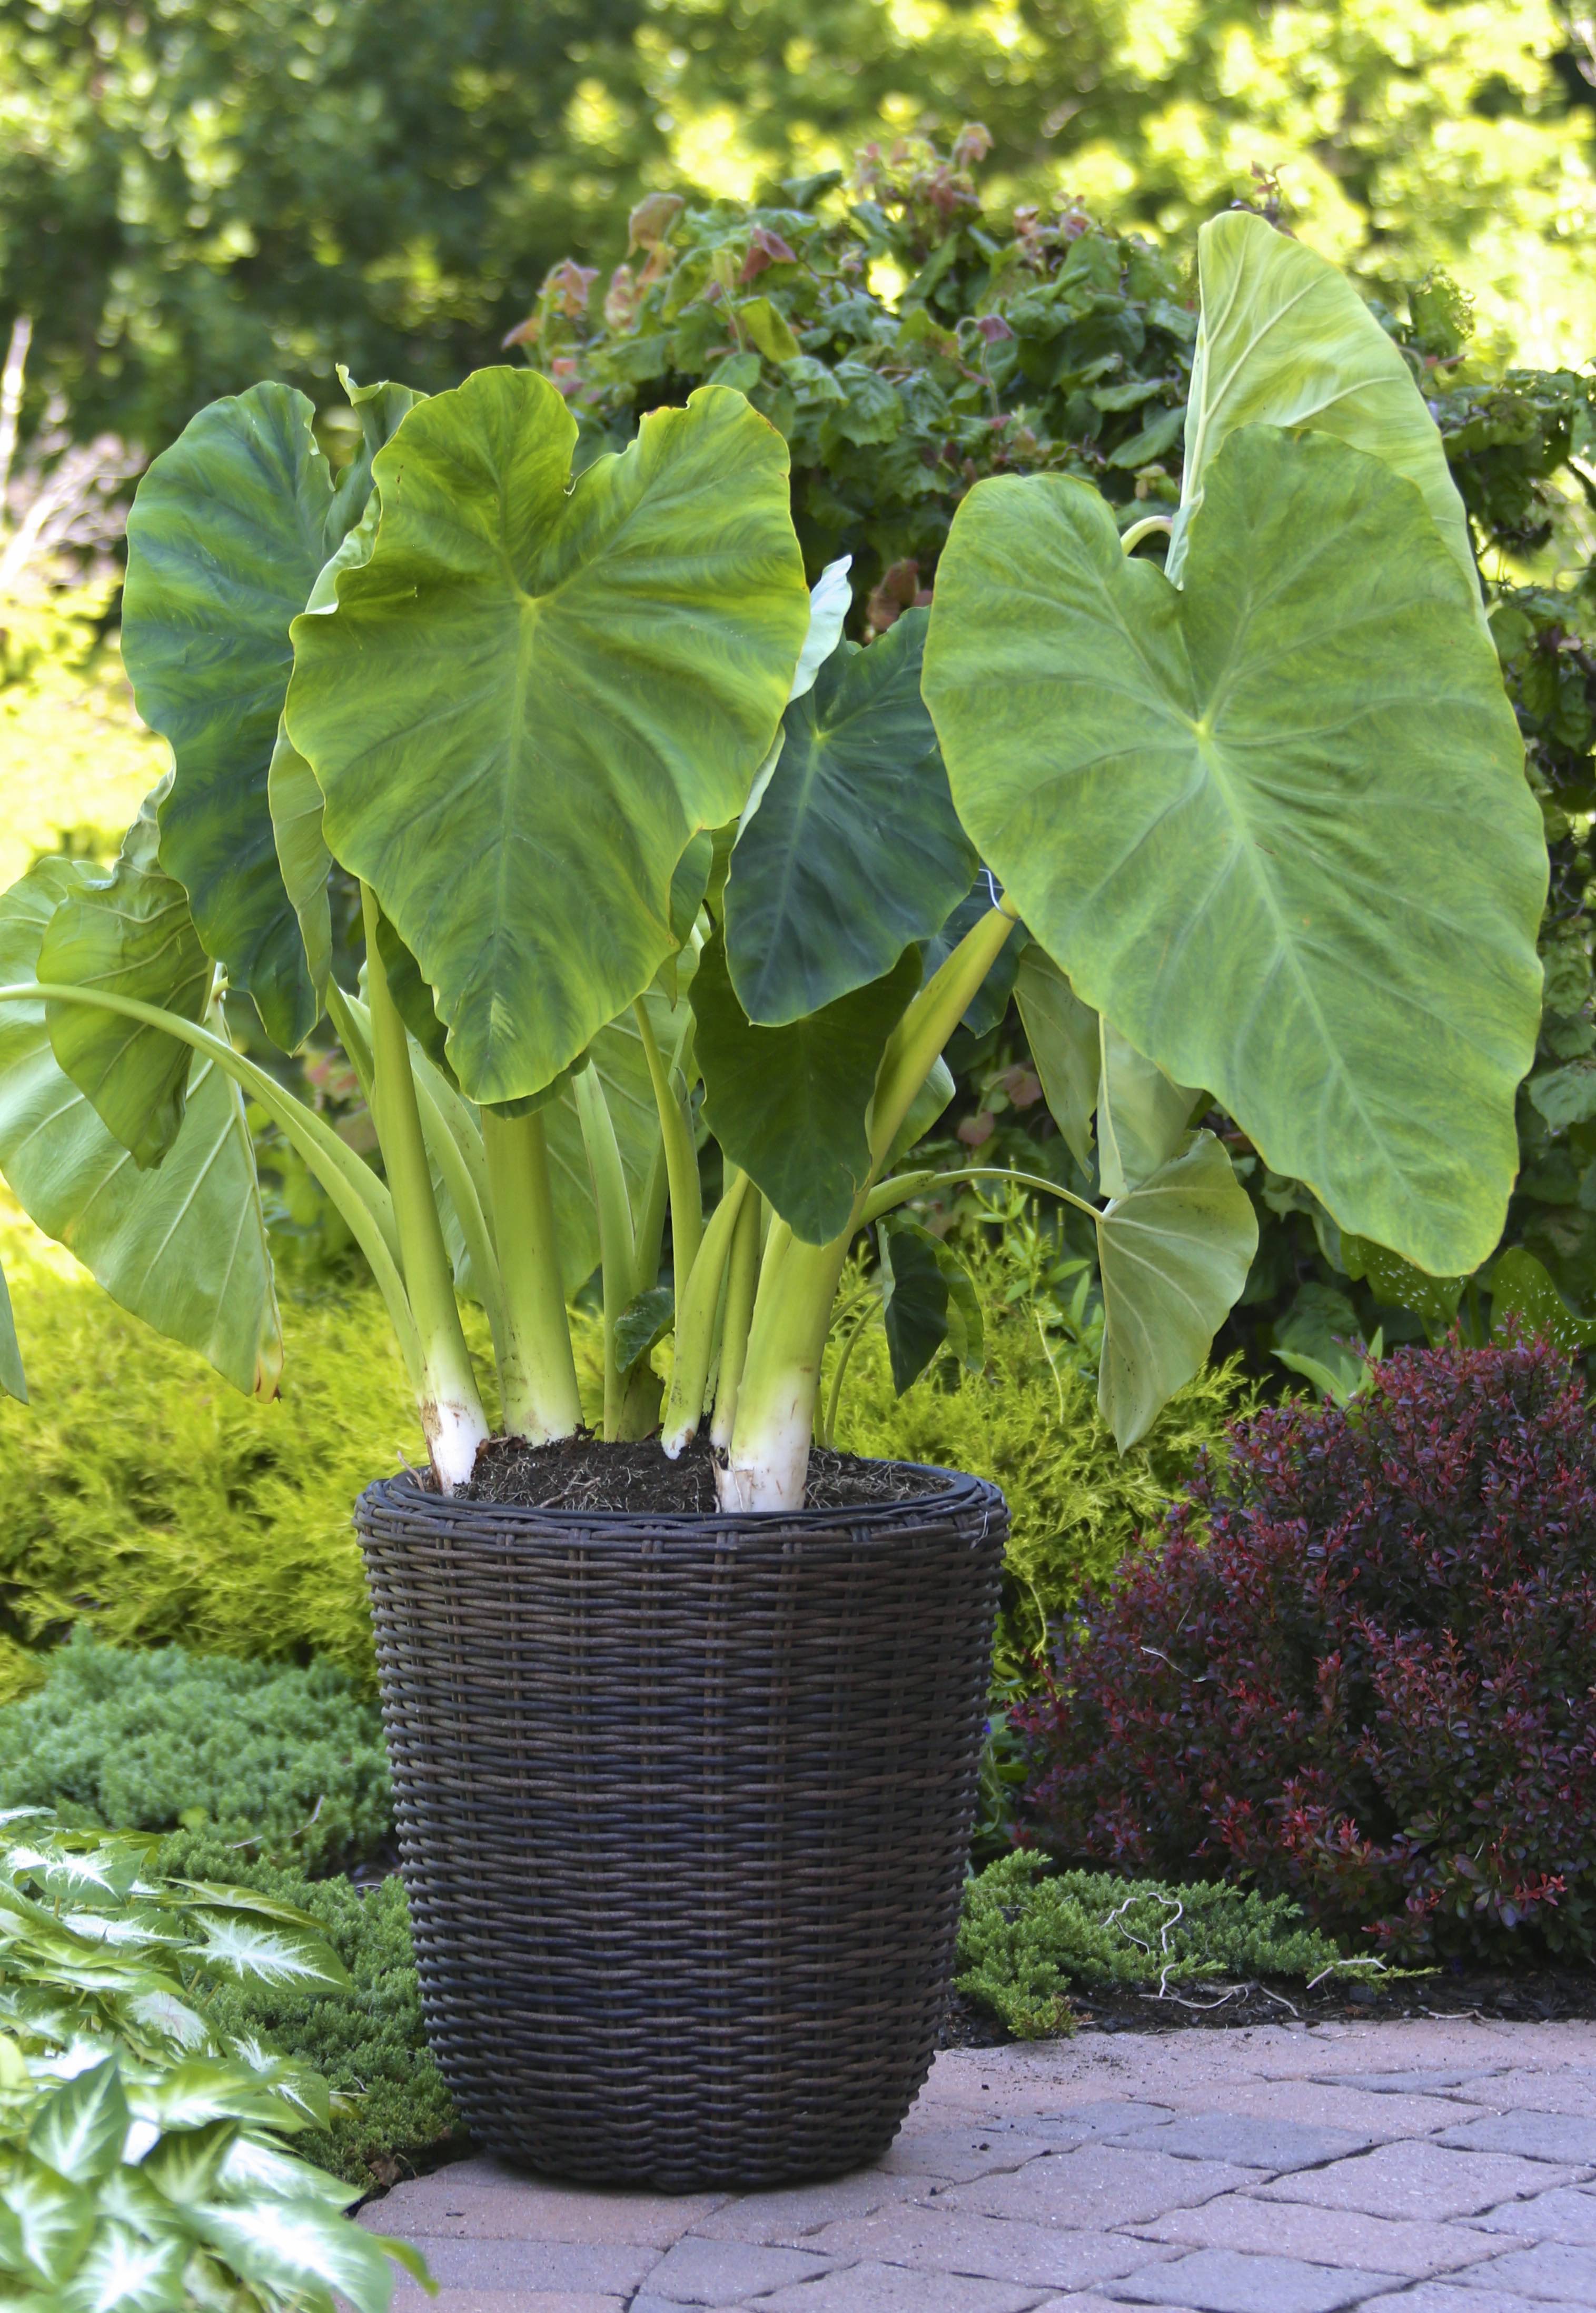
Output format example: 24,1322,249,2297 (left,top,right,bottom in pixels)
356,1464,1006,2191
